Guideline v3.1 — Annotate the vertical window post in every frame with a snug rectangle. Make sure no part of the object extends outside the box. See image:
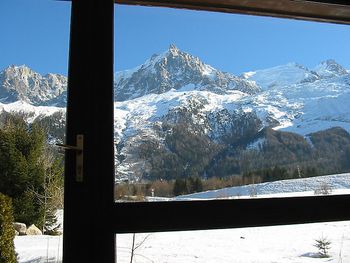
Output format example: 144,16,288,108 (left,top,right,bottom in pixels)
63,0,115,262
